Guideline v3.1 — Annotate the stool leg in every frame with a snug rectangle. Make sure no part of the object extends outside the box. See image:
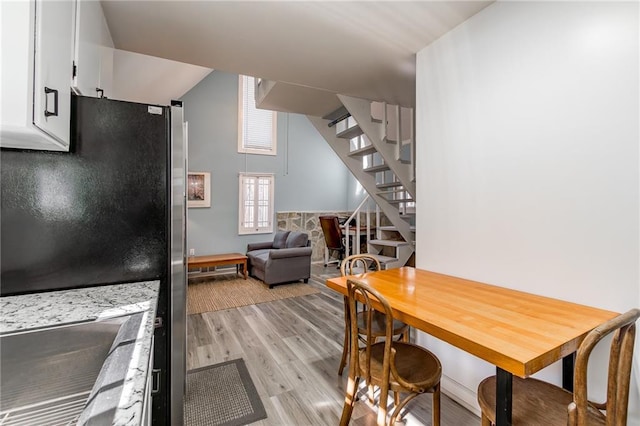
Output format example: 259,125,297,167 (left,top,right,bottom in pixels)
339,374,360,426
432,383,441,426
402,327,410,343
481,413,492,426
367,384,375,404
